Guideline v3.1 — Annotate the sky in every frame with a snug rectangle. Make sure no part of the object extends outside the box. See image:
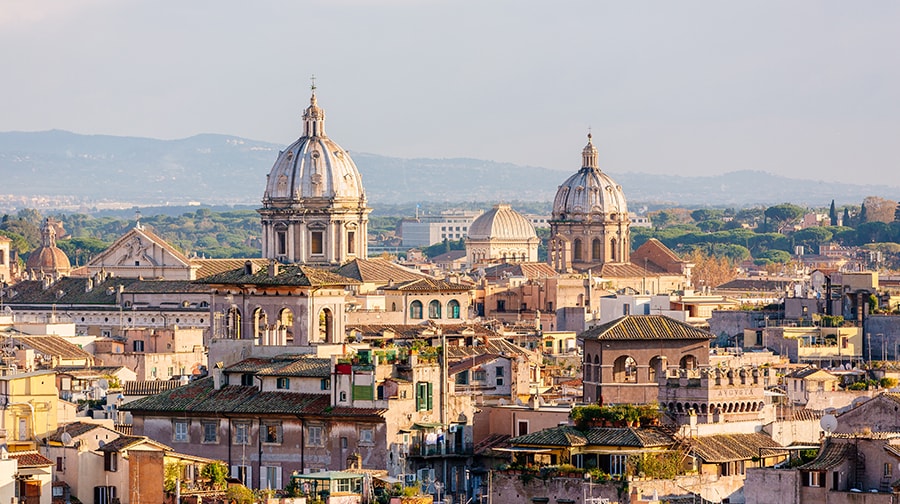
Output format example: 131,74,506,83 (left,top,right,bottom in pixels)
2,1,900,185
